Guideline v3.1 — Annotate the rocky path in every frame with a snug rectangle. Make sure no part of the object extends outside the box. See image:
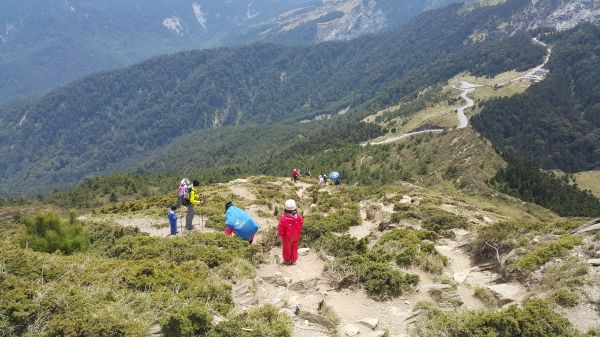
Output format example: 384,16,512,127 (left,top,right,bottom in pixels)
229,179,258,201
97,178,531,335
236,197,523,337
